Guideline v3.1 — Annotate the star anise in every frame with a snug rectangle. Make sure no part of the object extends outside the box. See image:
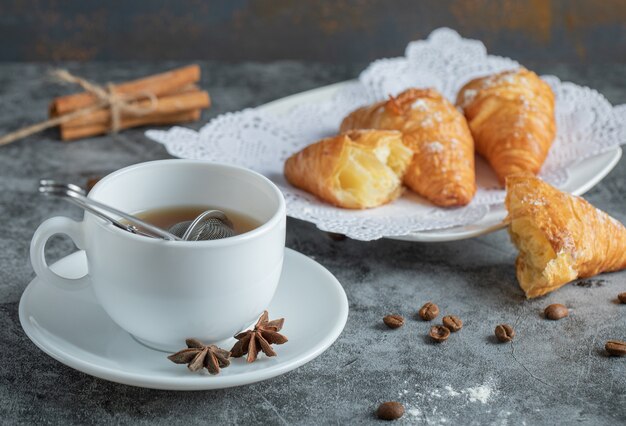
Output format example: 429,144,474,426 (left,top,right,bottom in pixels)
168,338,231,374
230,311,288,363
